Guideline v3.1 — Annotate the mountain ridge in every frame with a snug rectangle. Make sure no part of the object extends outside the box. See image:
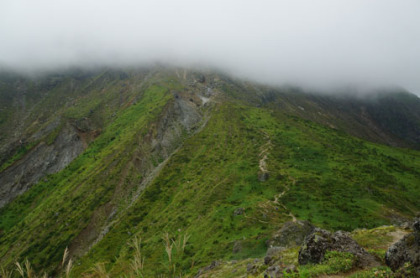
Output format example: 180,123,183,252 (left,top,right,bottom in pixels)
0,67,419,277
